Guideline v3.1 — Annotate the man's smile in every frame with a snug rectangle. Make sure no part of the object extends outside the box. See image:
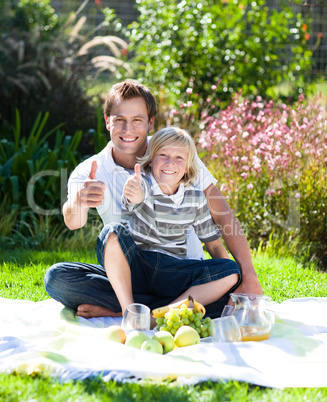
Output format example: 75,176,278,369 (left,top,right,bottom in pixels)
120,137,138,142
